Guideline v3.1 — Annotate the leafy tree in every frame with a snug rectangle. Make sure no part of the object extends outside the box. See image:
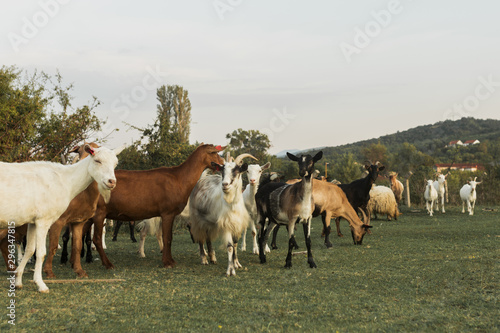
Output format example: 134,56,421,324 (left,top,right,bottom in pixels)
362,141,389,166
155,85,191,144
0,66,103,162
119,85,195,170
225,128,271,162
331,152,363,183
